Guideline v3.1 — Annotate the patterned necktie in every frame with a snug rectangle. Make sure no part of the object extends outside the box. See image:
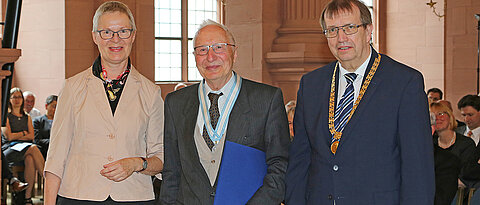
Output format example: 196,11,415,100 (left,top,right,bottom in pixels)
202,92,223,150
331,73,357,151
